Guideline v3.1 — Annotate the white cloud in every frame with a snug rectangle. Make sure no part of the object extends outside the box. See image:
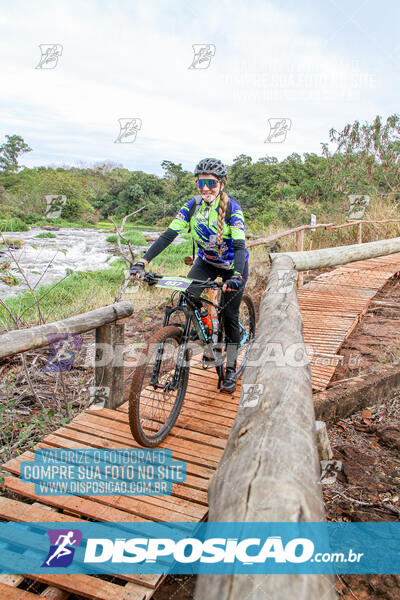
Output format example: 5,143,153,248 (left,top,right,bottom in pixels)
0,0,386,174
